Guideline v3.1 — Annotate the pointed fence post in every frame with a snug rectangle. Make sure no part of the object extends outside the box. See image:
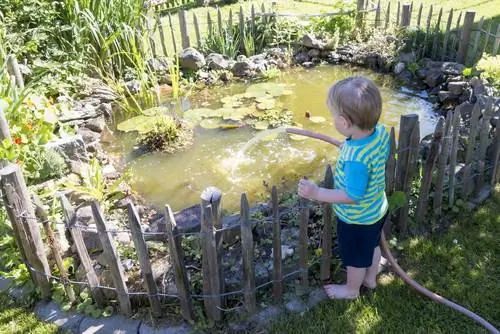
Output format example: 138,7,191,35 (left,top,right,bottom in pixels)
462,104,481,200
299,196,309,288
240,193,256,314
448,108,461,207
475,97,494,196
179,10,190,49
457,11,476,65
271,186,283,302
320,165,334,281
433,111,453,216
